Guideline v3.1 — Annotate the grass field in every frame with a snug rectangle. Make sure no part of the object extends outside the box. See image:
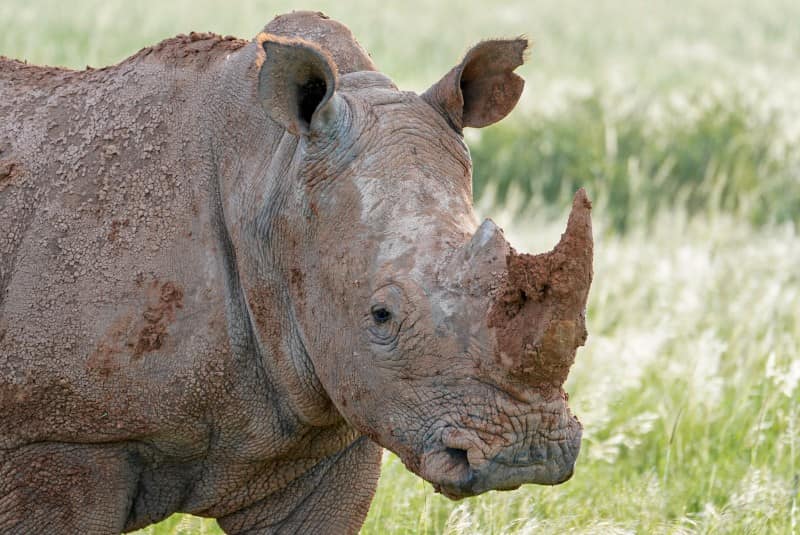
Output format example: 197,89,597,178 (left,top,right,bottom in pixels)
2,1,798,533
